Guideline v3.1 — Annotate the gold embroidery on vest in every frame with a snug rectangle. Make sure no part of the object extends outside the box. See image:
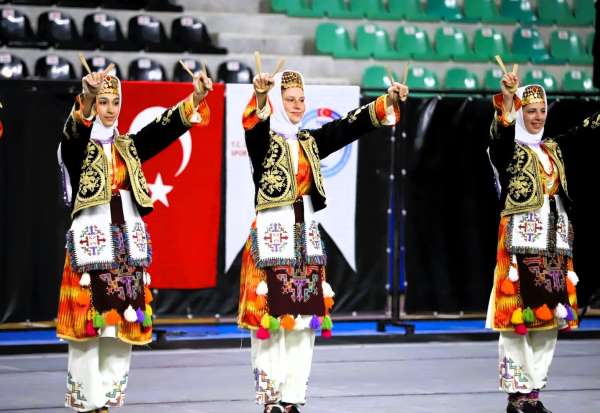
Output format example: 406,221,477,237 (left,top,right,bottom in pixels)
114,136,153,208
256,133,296,211
298,131,326,198
73,141,110,217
